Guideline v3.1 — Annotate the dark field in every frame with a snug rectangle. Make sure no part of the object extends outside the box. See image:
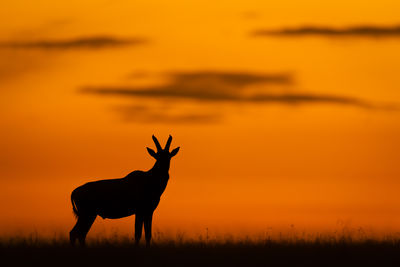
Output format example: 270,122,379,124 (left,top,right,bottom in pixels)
1,236,400,267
